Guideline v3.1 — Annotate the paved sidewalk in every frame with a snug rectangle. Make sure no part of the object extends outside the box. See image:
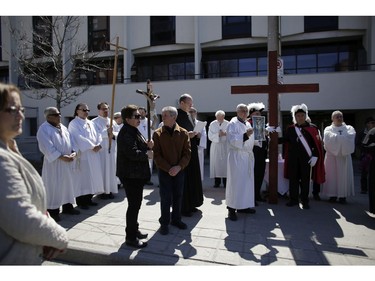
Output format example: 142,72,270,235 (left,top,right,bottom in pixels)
53,162,375,266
